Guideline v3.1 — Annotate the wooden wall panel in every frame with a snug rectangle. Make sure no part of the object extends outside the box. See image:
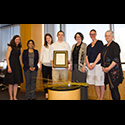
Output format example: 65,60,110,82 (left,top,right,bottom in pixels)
119,71,125,100
88,71,125,100
20,24,43,92
20,24,31,50
31,24,43,91
68,71,125,100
